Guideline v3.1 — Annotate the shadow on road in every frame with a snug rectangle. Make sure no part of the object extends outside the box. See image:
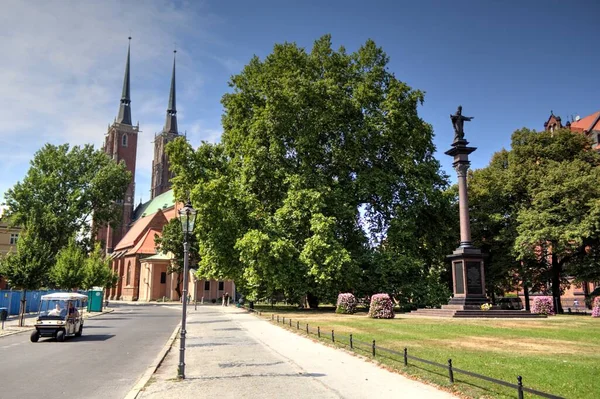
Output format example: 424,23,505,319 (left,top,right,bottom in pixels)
77,334,115,342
